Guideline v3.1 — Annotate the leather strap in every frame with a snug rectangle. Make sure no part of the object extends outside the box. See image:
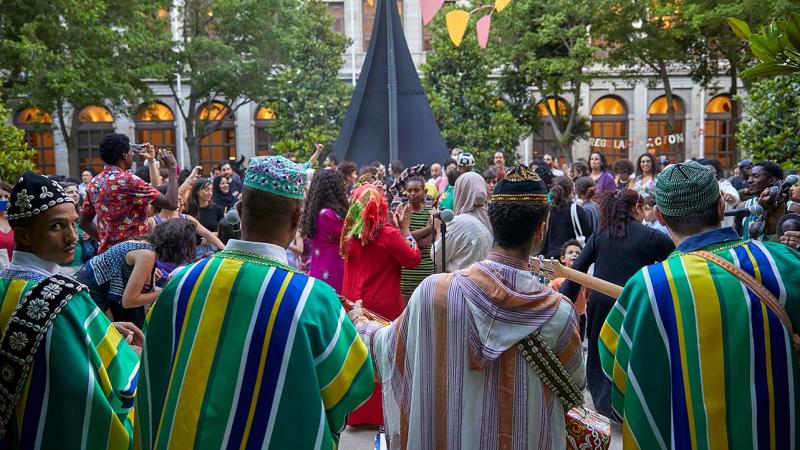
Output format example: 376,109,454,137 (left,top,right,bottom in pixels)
691,250,795,335
0,274,84,440
517,331,584,409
